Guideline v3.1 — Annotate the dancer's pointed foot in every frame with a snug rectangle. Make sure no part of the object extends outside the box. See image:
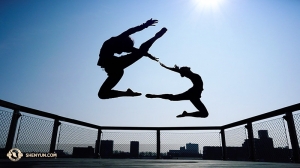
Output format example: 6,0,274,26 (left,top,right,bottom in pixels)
155,27,167,38
145,94,155,98
176,111,188,118
126,88,142,97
